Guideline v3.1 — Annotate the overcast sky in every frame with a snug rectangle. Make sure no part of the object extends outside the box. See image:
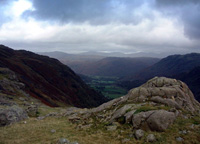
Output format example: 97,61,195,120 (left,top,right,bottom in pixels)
0,0,200,55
